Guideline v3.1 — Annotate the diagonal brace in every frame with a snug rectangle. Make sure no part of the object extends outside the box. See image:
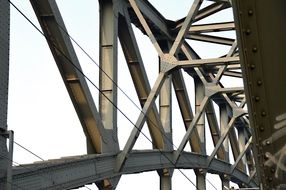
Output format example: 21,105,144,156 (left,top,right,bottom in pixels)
115,72,167,172
207,116,236,166
231,136,252,173
173,96,209,163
